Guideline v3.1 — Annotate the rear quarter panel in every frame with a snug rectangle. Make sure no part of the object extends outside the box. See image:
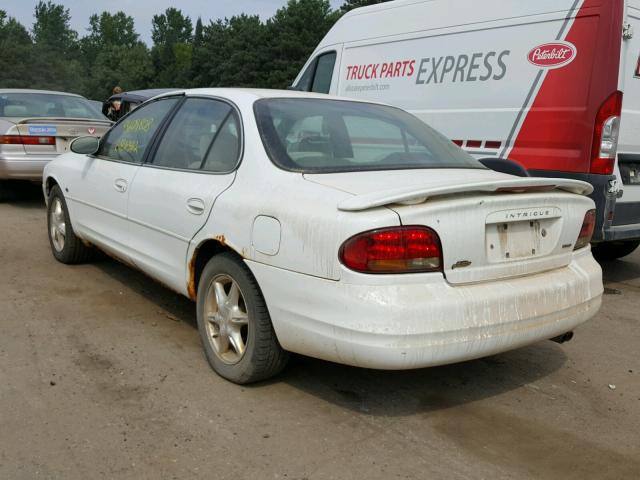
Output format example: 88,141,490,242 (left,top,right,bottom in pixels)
187,114,402,285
